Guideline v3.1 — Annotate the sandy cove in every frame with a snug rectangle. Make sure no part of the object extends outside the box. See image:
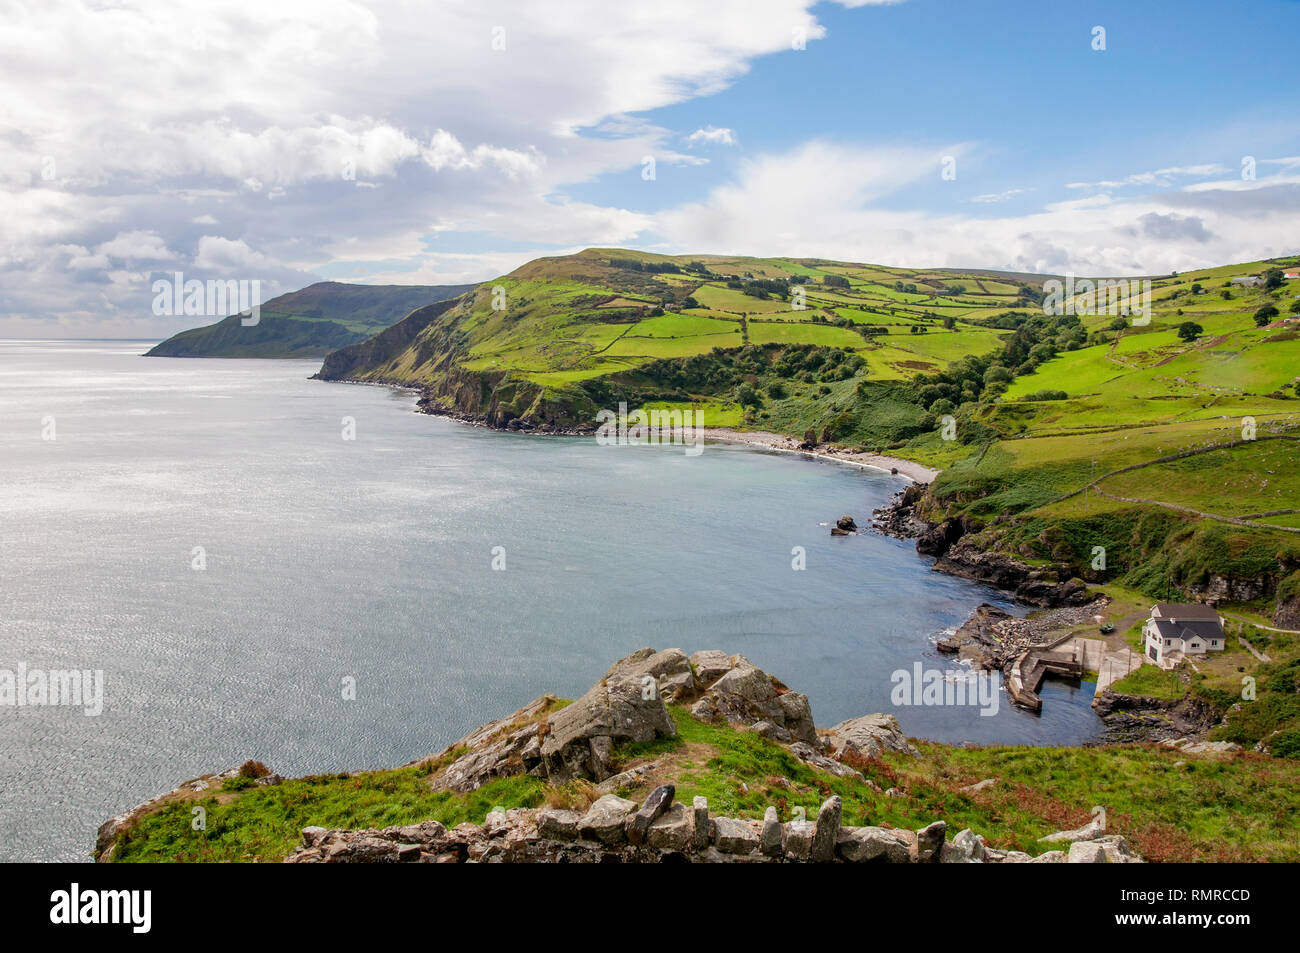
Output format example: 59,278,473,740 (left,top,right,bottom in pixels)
702,428,939,484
